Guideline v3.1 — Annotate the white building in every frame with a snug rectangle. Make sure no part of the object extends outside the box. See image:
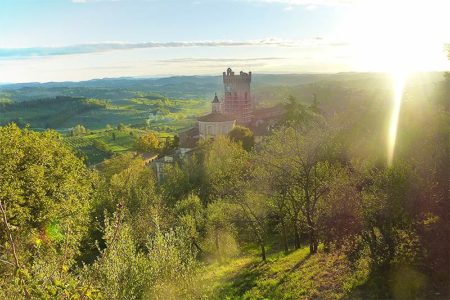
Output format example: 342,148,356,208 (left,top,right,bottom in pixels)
198,93,236,139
